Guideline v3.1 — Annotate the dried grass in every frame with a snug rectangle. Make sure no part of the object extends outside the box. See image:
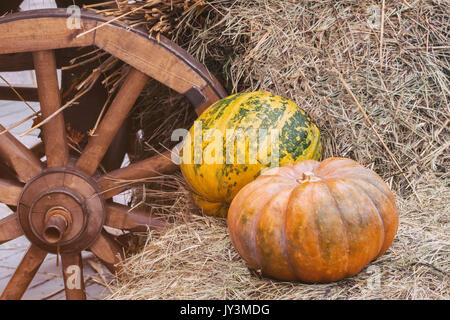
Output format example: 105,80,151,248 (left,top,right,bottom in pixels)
107,172,449,300
80,0,449,299
175,0,449,195
128,80,196,162
83,0,204,37
89,0,449,192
